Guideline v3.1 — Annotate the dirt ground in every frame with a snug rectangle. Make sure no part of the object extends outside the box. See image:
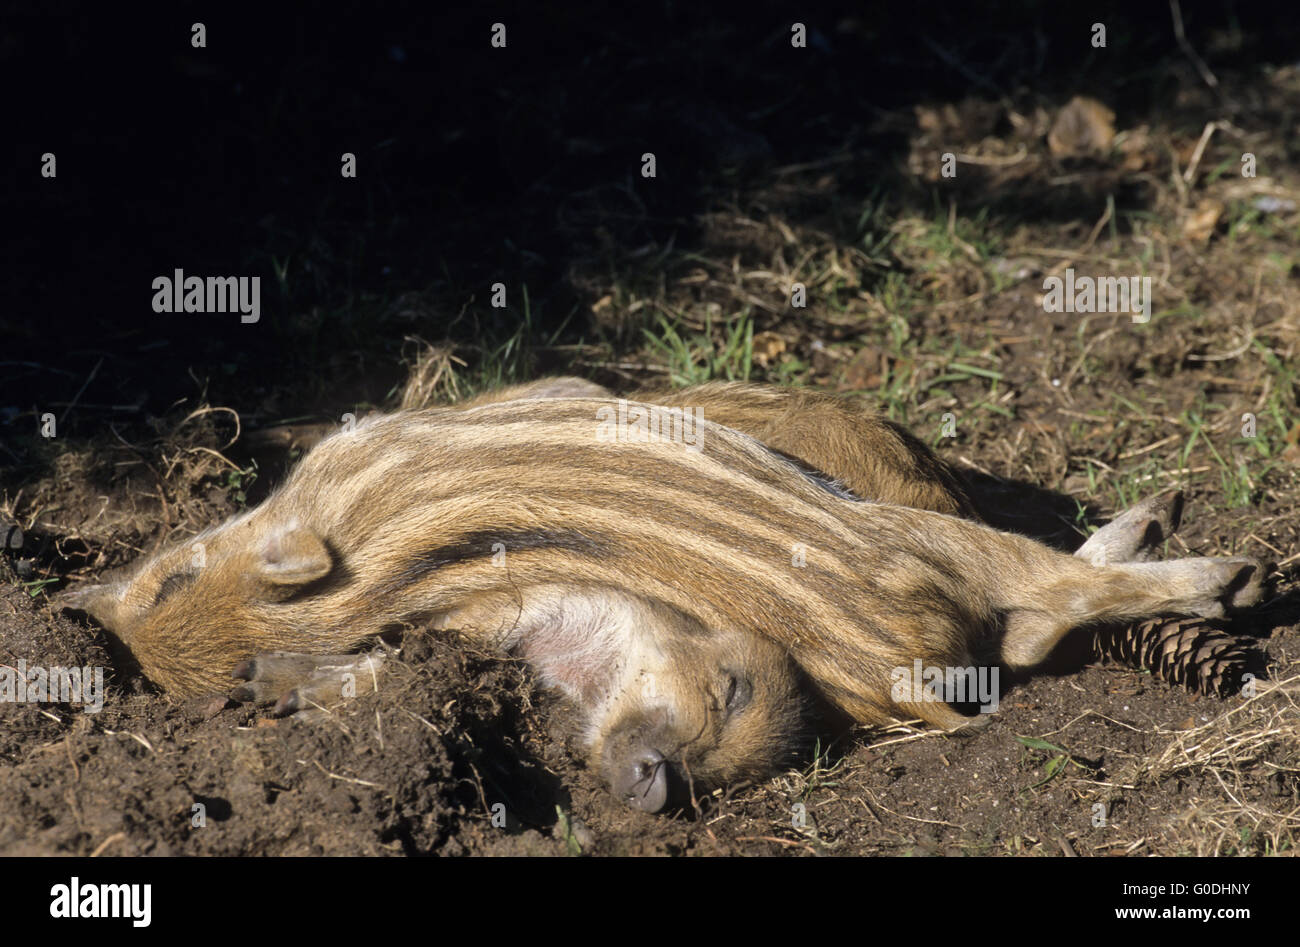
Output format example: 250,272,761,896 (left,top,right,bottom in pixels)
3,318,1298,857
4,7,1299,856
1,536,1296,857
